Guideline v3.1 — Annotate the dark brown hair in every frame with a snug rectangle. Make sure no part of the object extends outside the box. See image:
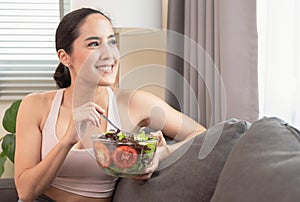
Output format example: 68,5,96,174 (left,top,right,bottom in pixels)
53,8,111,88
